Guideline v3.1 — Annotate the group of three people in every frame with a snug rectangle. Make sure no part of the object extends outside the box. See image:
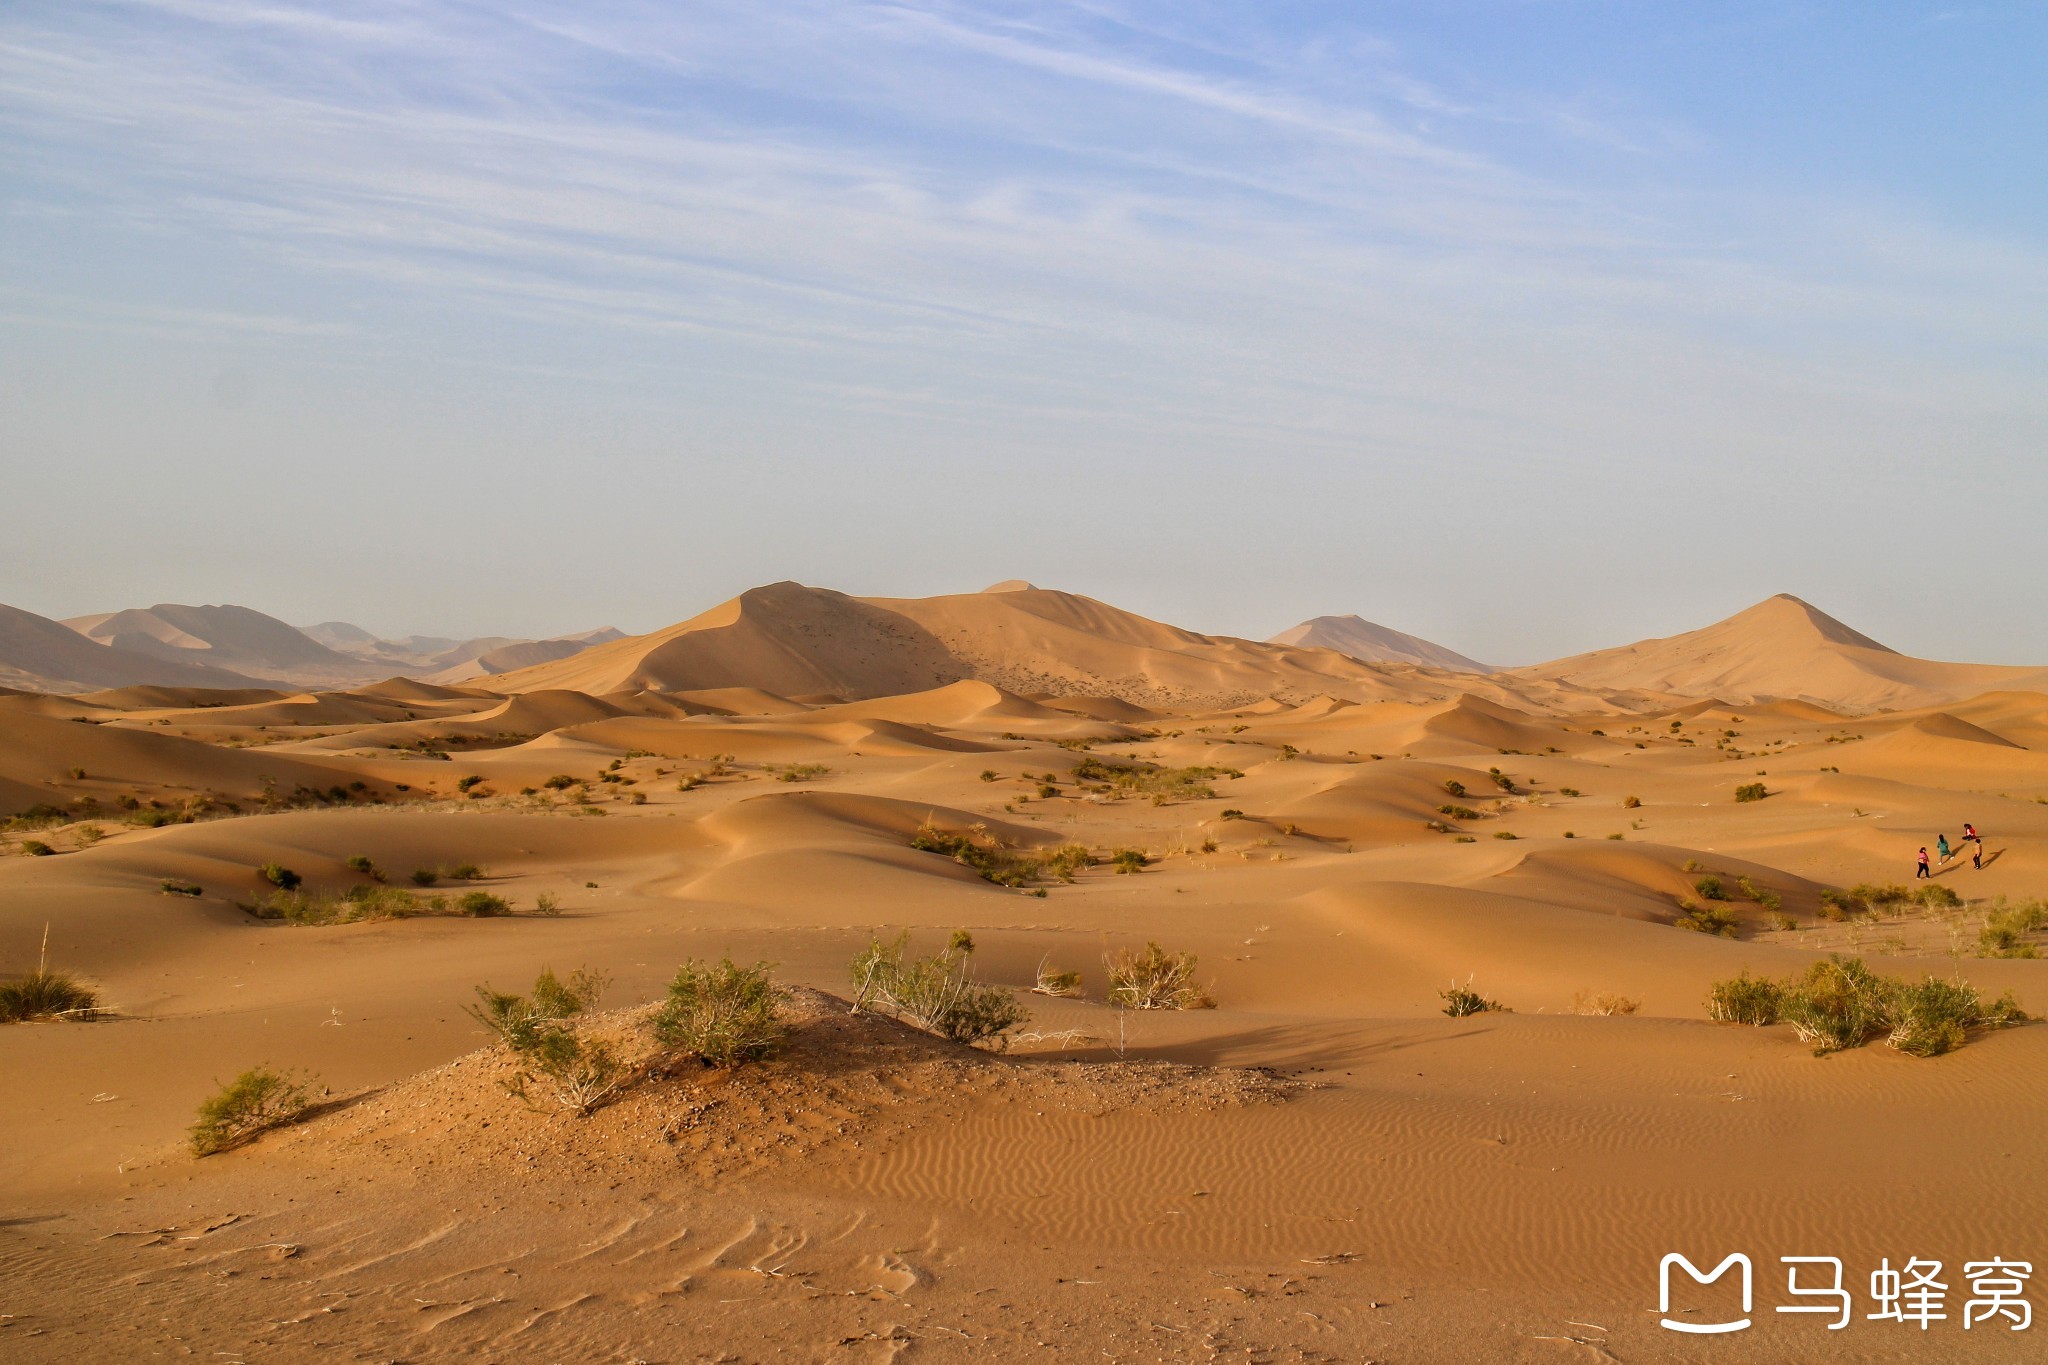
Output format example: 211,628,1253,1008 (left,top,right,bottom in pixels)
1917,822,1982,878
